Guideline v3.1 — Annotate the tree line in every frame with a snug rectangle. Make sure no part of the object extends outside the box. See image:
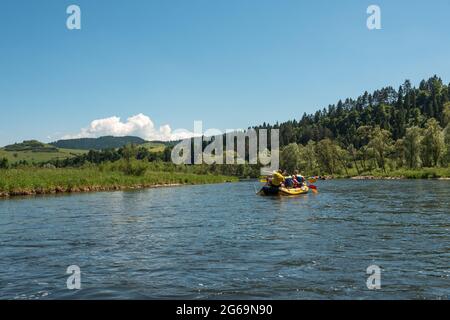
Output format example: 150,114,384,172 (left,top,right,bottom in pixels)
280,118,449,176
255,75,450,146
257,75,450,176
2,75,449,177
